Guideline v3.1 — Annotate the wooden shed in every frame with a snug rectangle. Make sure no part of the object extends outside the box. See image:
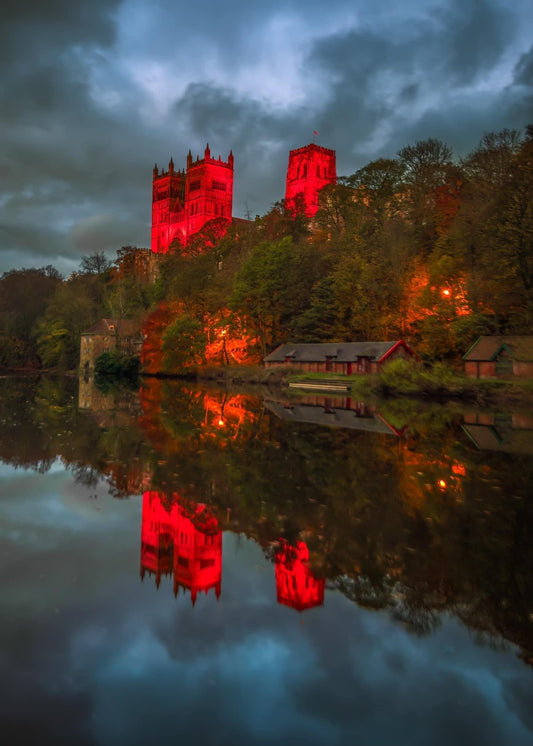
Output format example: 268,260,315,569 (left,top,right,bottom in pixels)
463,336,533,379
264,340,415,375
